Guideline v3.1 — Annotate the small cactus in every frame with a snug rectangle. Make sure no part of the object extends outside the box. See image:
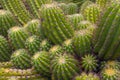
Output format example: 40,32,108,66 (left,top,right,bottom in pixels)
40,39,51,51
96,0,109,9
58,3,68,14
11,49,32,69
